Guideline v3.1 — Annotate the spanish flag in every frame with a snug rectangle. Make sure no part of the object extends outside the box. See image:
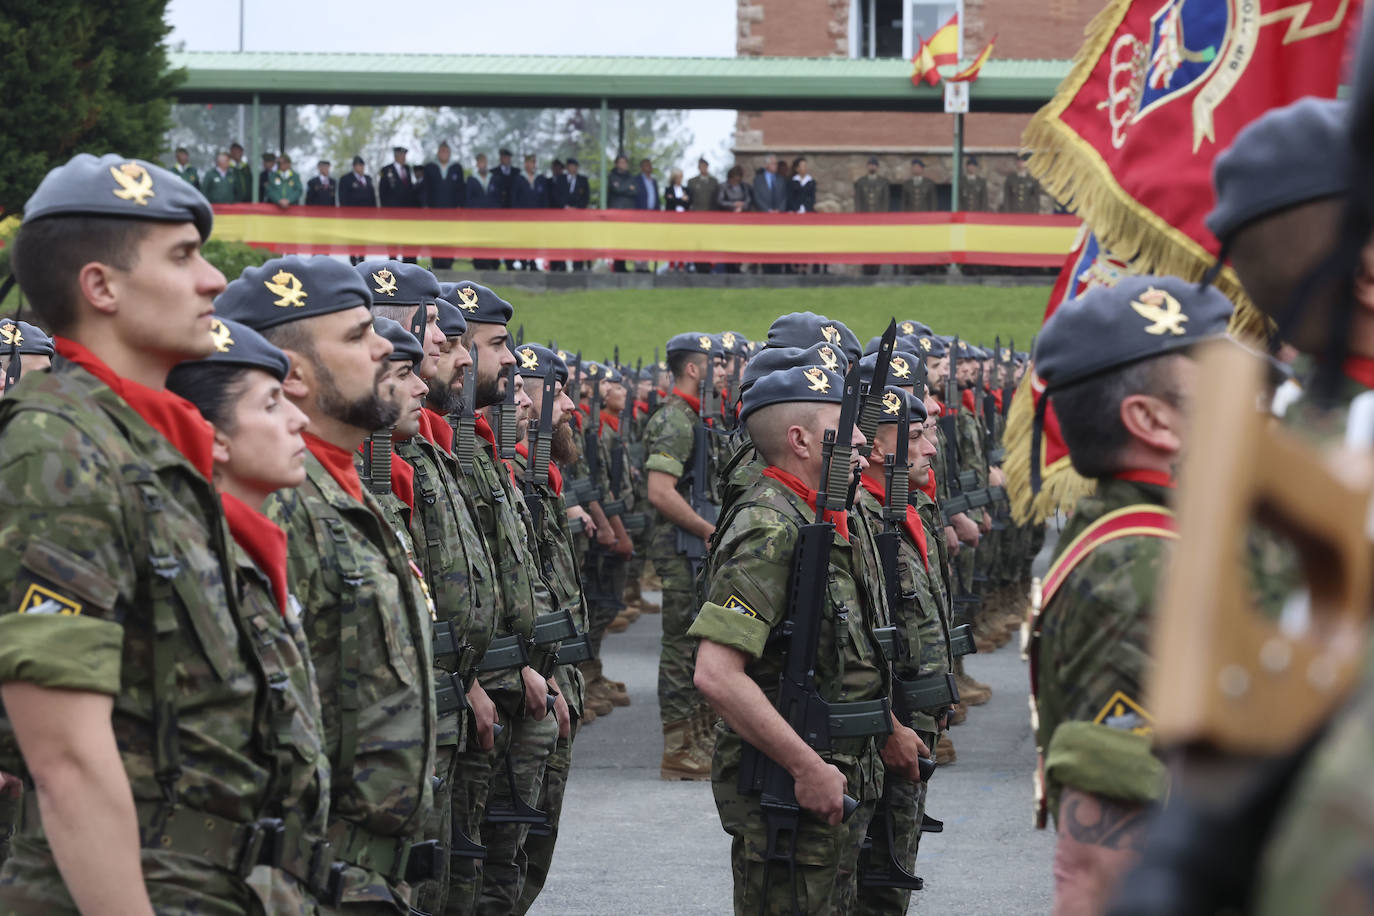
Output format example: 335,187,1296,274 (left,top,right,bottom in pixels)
946,36,996,83
911,13,959,86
